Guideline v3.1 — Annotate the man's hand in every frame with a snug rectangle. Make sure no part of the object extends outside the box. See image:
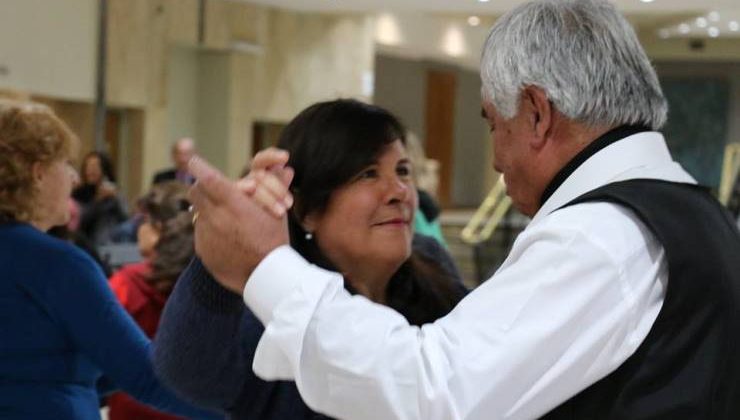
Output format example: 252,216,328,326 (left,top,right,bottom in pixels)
188,156,289,294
